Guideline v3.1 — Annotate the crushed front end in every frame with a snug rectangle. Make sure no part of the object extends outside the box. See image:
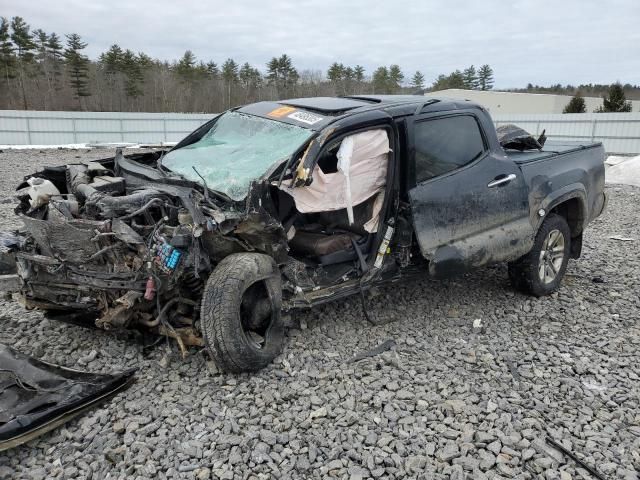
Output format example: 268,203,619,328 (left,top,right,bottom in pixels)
2,149,287,352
